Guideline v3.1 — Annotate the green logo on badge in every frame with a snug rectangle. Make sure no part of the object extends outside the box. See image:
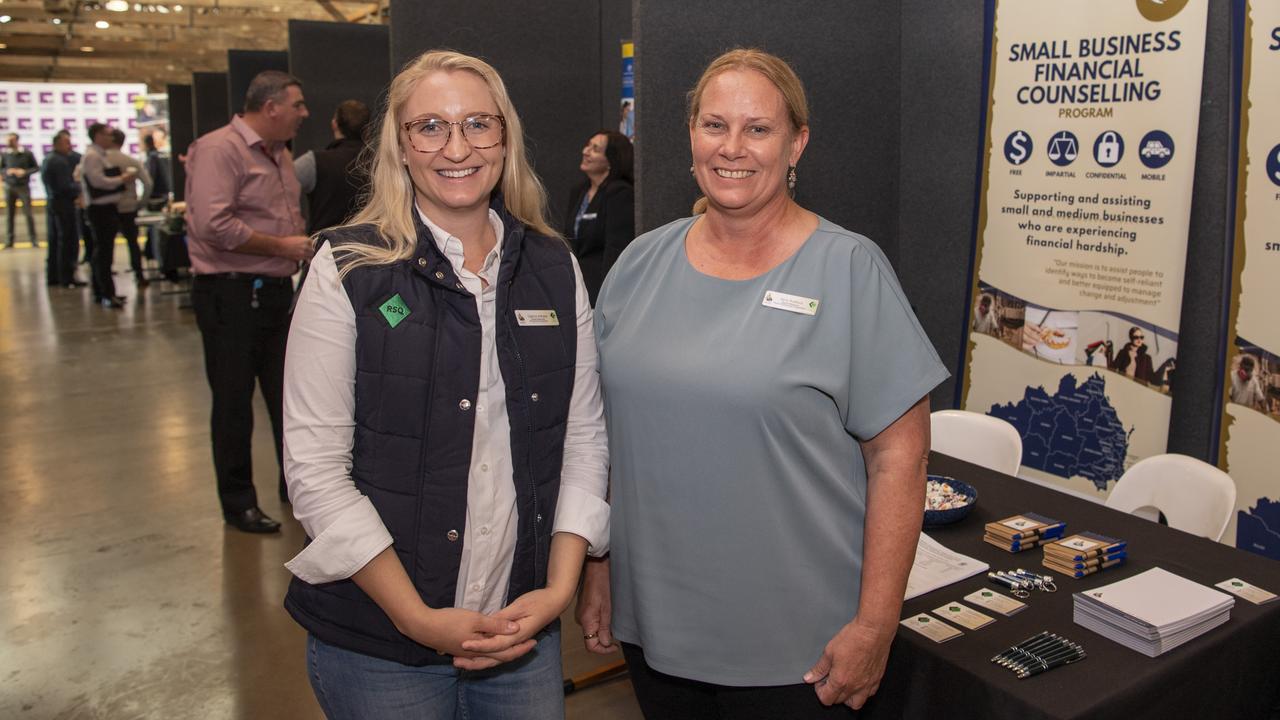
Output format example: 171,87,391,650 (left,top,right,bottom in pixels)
949,606,960,612
809,301,817,309
379,293,411,328
549,310,557,321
